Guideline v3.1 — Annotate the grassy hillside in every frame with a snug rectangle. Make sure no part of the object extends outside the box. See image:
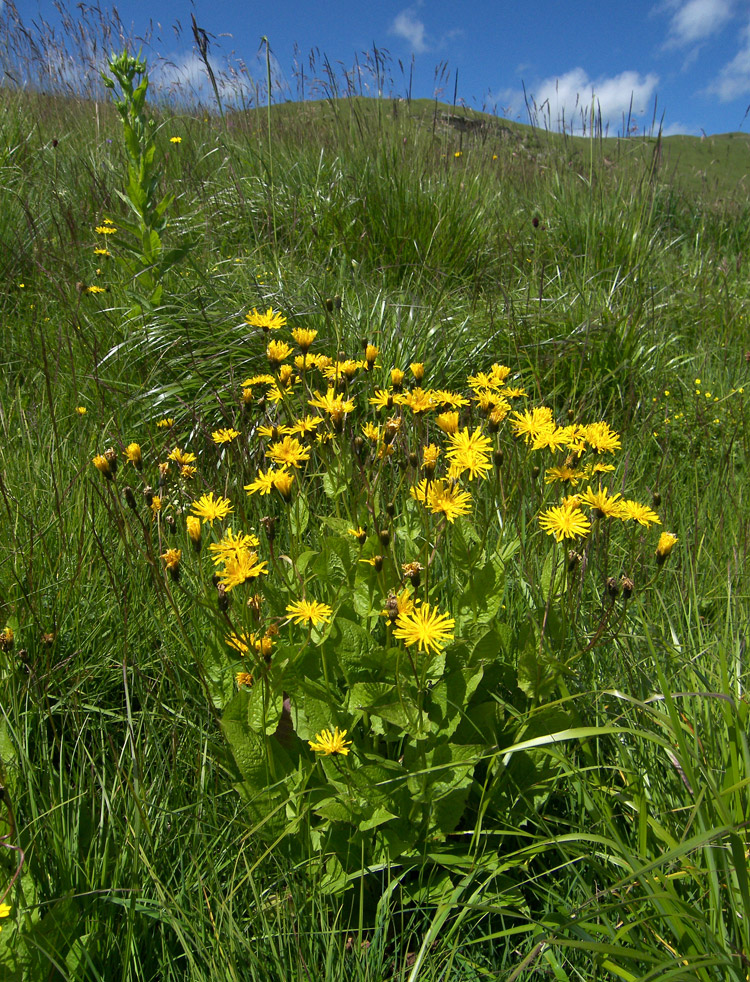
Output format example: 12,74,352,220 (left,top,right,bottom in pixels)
0,56,749,982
